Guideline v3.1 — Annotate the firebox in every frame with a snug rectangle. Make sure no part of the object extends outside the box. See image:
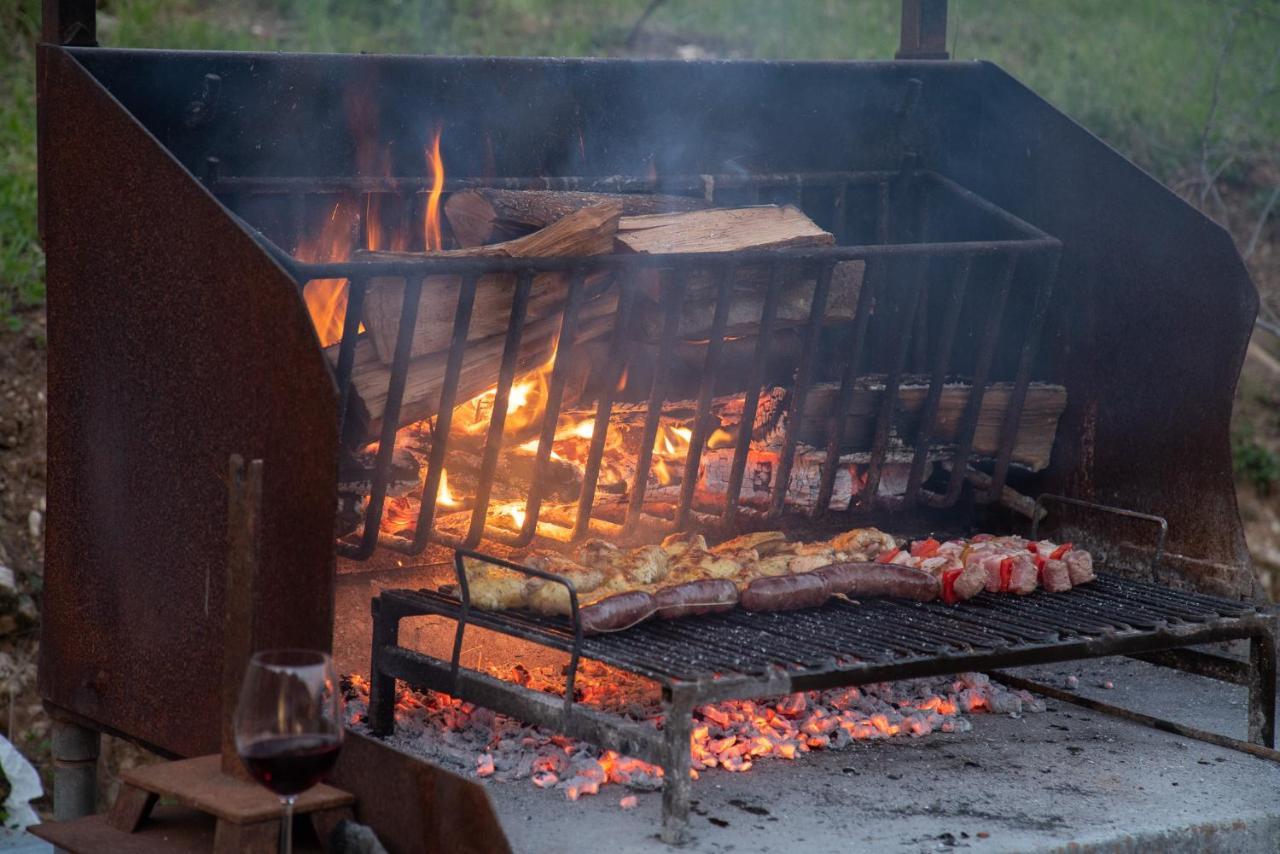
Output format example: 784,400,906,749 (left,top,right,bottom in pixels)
35,0,1277,849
